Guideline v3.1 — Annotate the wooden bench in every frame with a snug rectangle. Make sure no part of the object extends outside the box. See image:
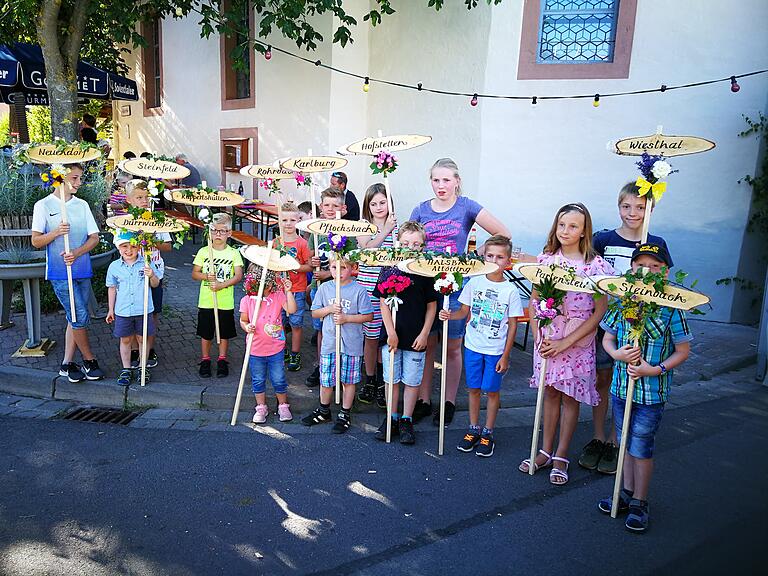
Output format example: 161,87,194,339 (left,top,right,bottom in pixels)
164,209,265,246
